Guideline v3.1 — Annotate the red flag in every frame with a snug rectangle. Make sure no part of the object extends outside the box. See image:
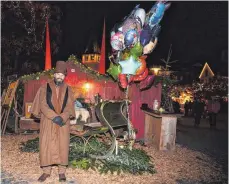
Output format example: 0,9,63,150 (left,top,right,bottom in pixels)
45,18,52,70
99,19,105,74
